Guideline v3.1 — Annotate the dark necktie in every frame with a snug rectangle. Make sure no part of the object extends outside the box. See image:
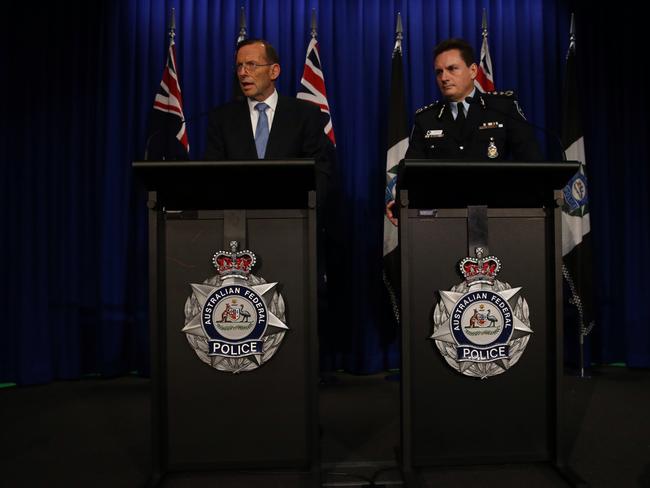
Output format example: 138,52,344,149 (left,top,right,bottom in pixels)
456,101,466,124
254,102,269,159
